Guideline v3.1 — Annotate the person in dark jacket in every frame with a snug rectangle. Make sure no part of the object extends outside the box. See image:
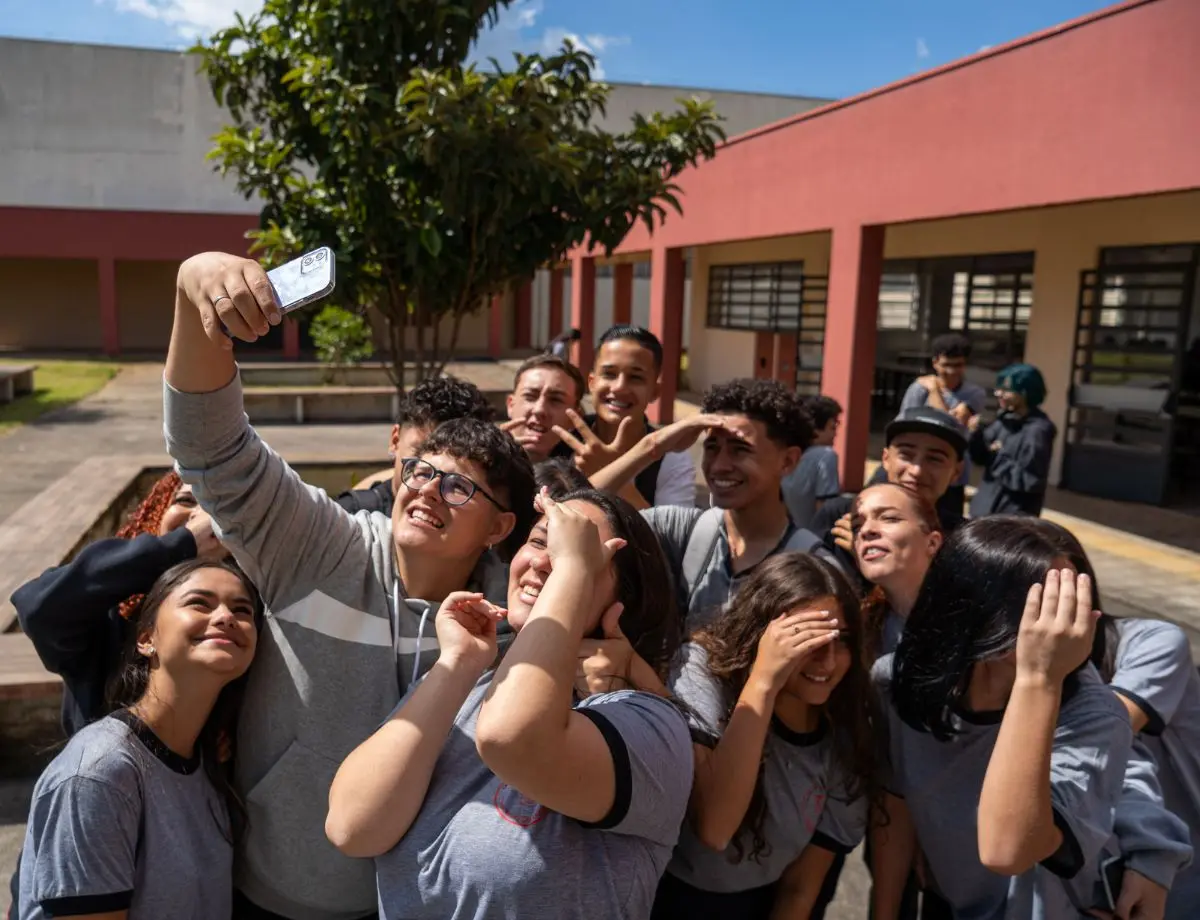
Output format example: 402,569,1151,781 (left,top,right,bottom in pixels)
968,363,1057,518
334,375,496,516
8,470,227,912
